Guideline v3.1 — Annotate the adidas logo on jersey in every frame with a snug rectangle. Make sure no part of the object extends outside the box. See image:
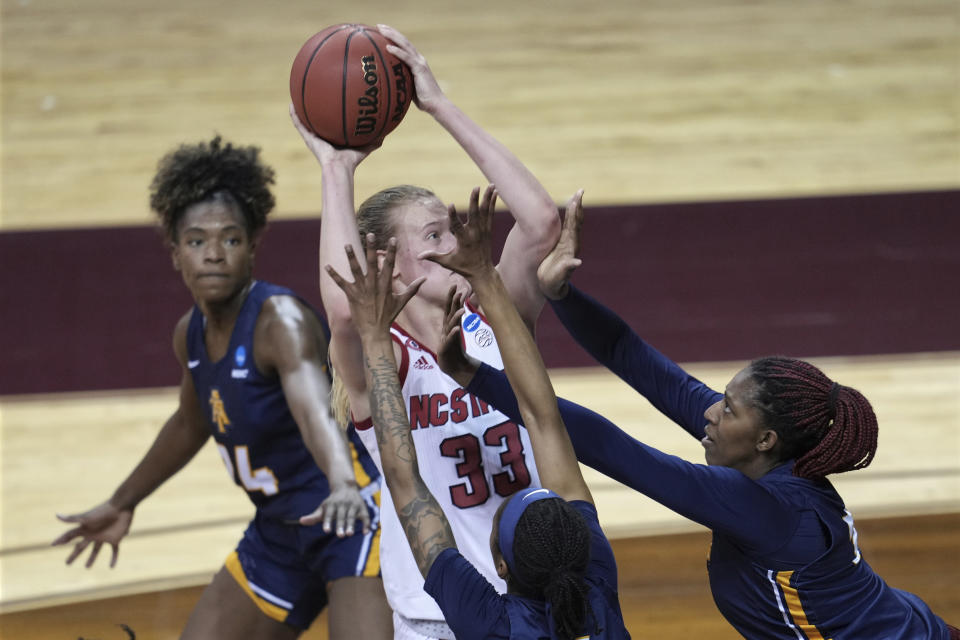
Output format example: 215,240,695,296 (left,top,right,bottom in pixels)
412,356,433,370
